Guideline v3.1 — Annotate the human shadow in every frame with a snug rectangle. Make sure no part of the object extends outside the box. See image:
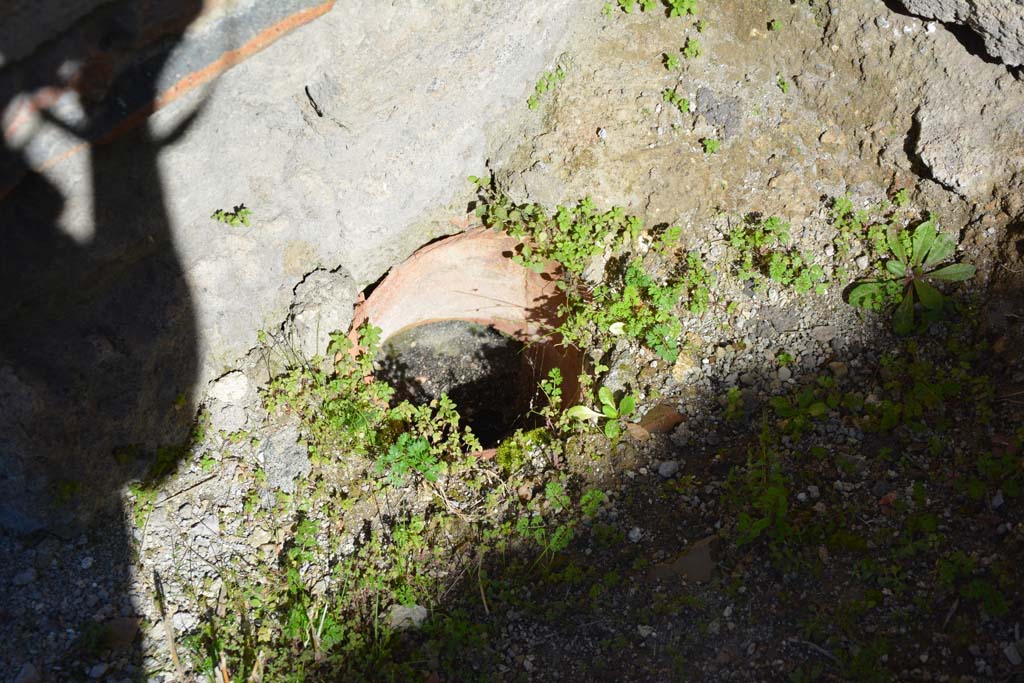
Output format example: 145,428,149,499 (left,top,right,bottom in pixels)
0,2,202,679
